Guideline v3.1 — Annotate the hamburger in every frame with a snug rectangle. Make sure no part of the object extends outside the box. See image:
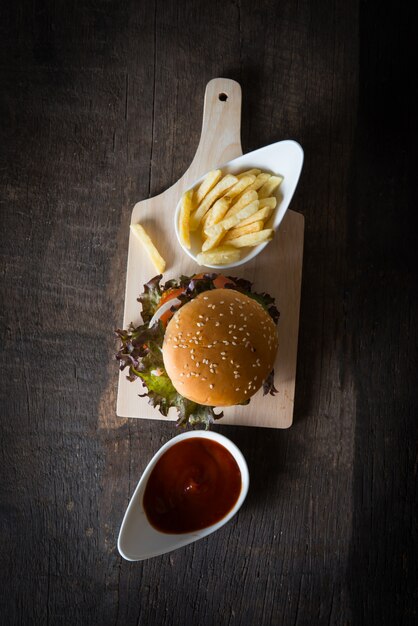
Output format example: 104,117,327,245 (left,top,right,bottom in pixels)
116,274,279,427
